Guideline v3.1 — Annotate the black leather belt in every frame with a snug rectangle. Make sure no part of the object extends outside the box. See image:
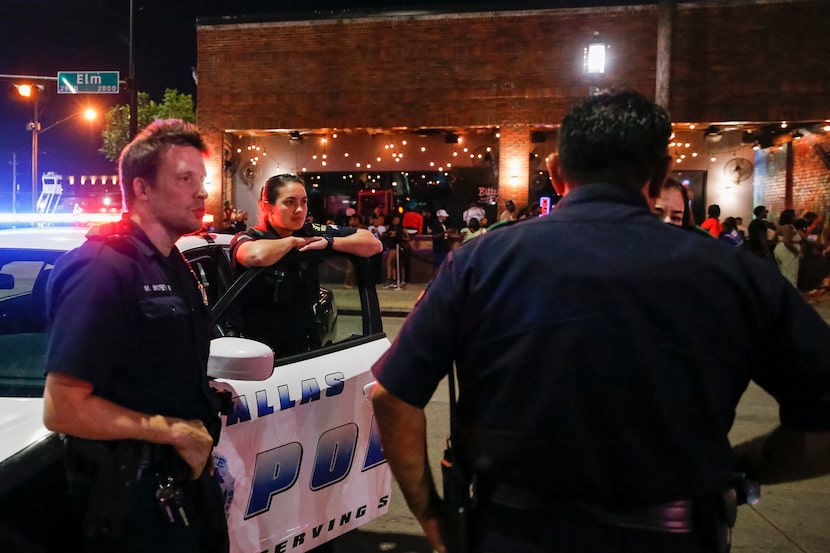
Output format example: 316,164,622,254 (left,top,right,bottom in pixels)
486,484,695,534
